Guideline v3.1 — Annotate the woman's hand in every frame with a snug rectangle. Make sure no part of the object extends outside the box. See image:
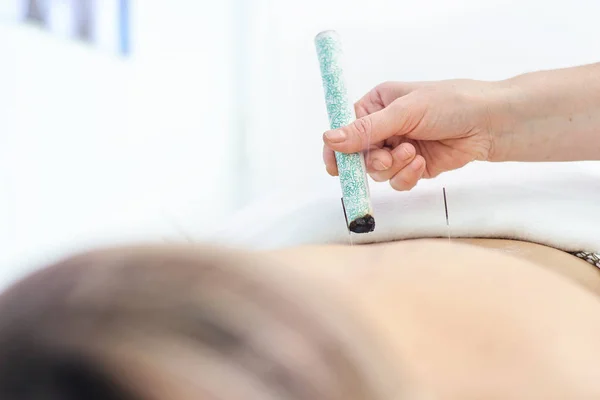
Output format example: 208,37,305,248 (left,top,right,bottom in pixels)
323,80,512,190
